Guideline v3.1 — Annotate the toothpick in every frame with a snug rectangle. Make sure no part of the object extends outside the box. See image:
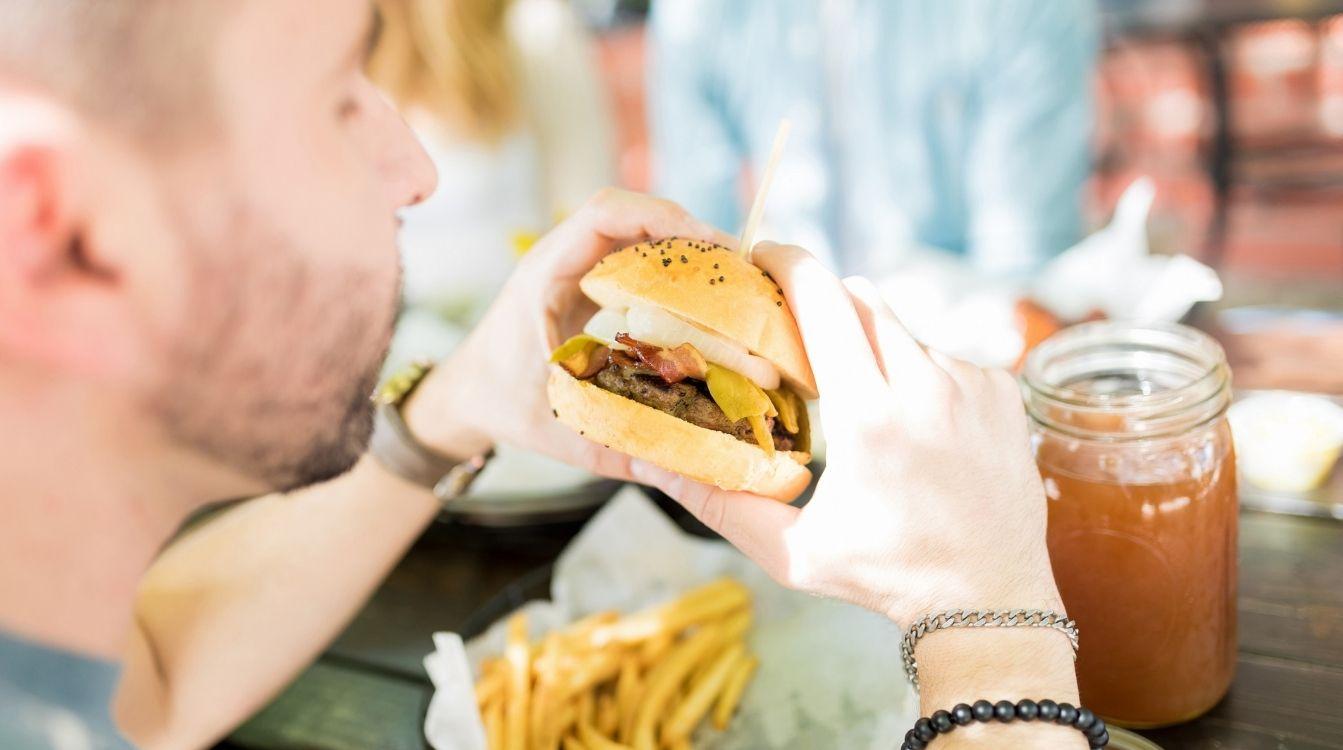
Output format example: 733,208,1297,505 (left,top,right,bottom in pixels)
737,118,791,260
